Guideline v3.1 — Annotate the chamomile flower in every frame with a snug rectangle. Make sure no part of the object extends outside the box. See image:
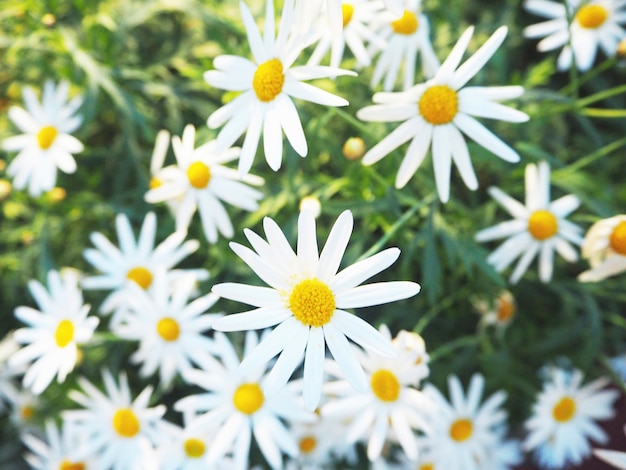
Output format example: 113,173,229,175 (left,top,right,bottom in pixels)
306,0,386,69
523,368,618,469
321,325,432,462
420,374,510,470
145,124,264,243
205,0,355,175
22,420,92,470
523,0,626,71
357,26,528,201
175,331,315,470
114,272,221,387
473,290,517,332
211,209,420,410
594,426,626,469
2,80,83,196
475,161,584,284
578,214,626,282
82,211,207,320
367,0,439,91
62,370,166,470
287,418,357,469
9,270,98,395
